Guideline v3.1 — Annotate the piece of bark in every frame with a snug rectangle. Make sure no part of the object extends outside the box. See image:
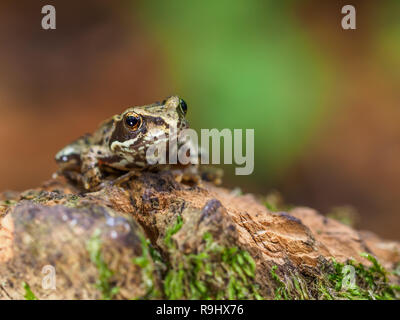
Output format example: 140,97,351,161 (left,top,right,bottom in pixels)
0,199,154,299
0,171,399,299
